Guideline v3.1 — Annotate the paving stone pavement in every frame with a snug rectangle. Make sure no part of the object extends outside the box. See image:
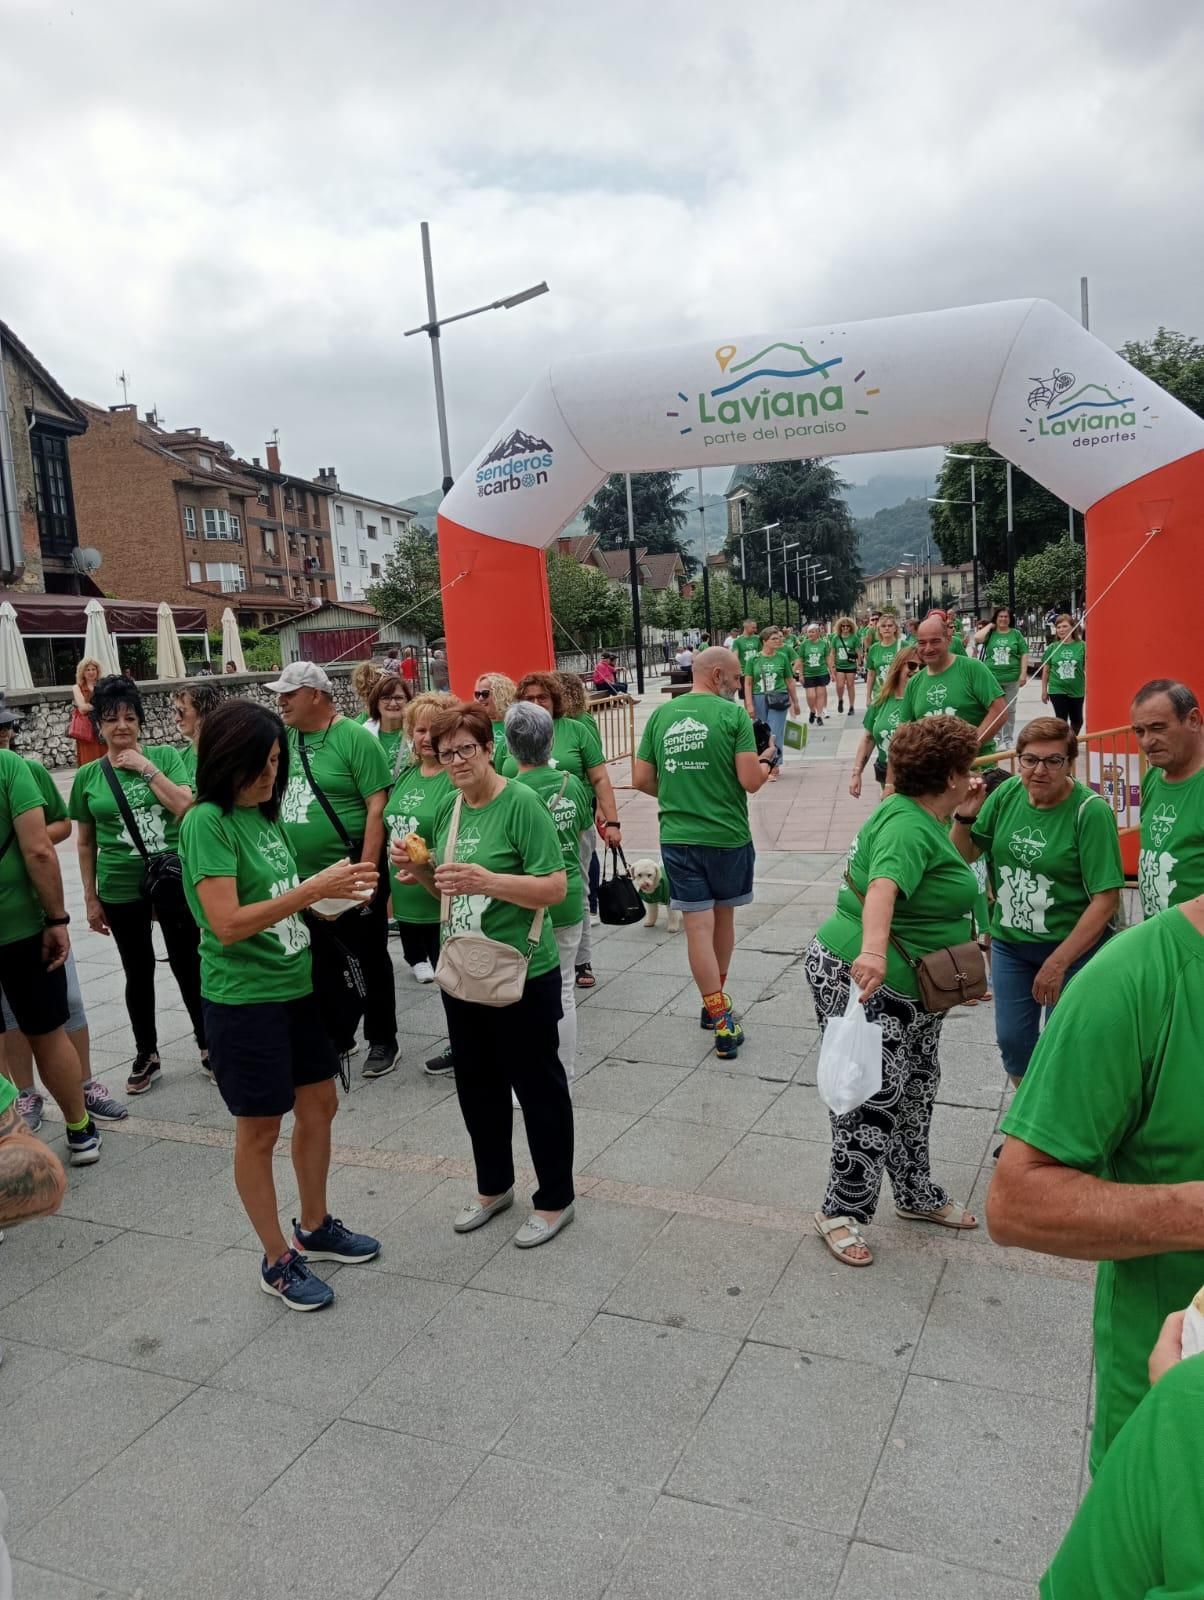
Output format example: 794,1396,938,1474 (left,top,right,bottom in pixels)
2,694,1092,1597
